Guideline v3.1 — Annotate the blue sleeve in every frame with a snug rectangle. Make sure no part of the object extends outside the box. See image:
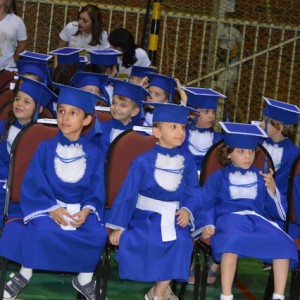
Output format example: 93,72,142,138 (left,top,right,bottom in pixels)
106,158,144,229
20,144,58,221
